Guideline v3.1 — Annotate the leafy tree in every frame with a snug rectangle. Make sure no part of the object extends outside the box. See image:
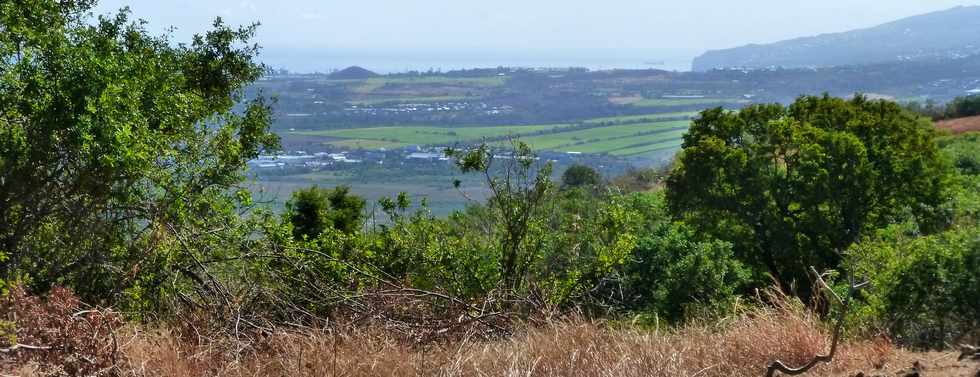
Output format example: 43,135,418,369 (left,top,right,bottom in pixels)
944,95,980,119
904,94,980,120
447,141,554,294
285,186,366,240
850,224,980,347
939,133,980,176
534,188,638,306
623,222,748,322
666,95,952,297
0,1,278,303
561,164,602,189
609,166,667,193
